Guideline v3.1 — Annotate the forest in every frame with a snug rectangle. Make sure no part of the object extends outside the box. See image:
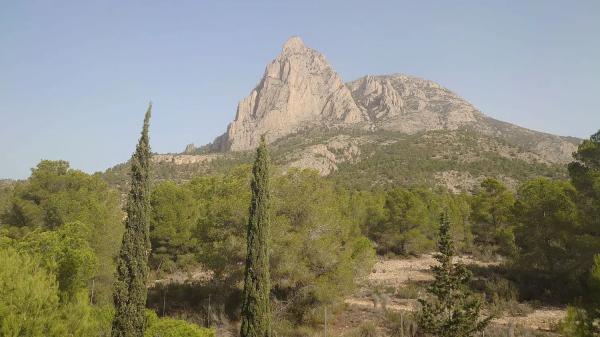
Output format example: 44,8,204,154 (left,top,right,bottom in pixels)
0,111,598,337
